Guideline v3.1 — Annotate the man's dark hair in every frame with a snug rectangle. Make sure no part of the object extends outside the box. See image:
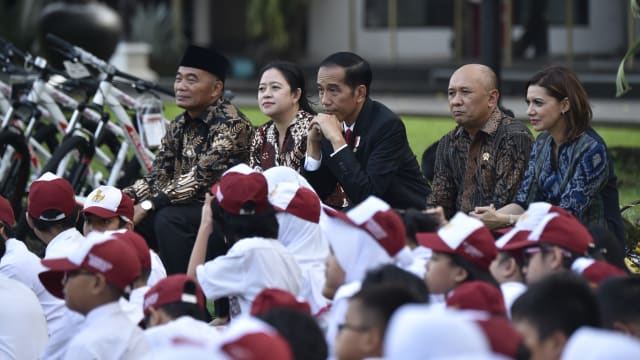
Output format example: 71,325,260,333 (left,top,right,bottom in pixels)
596,275,640,329
29,207,80,234
362,264,429,302
258,308,328,360
351,283,426,338
212,199,279,243
511,272,600,340
319,52,372,94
